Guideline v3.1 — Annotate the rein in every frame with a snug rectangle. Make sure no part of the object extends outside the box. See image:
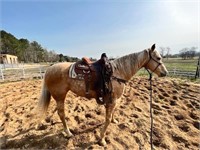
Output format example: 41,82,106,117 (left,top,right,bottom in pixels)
111,76,127,84
111,50,161,150
145,50,162,150
146,68,153,150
